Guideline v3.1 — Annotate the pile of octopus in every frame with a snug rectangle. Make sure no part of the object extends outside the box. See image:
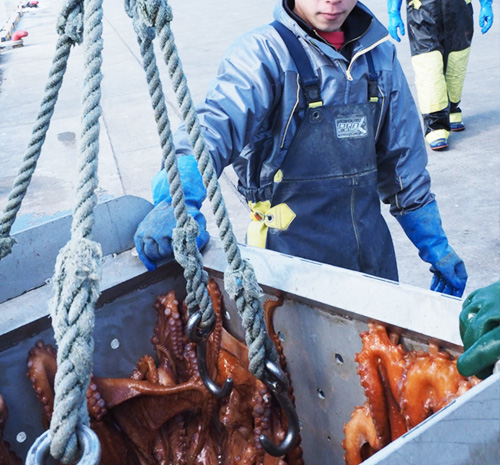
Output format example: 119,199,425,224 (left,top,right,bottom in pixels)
1,278,494,465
